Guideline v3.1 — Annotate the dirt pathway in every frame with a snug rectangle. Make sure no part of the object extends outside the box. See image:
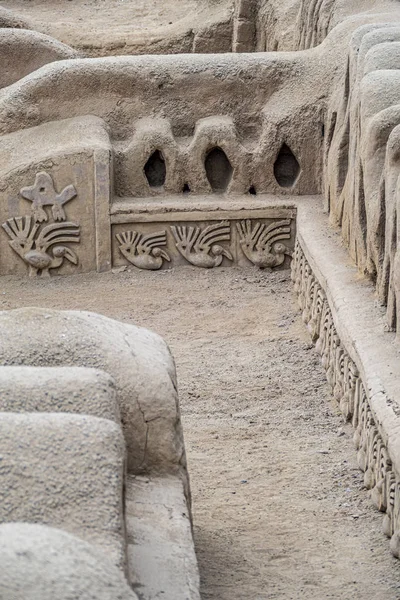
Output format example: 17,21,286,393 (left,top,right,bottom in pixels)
2,266,400,599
